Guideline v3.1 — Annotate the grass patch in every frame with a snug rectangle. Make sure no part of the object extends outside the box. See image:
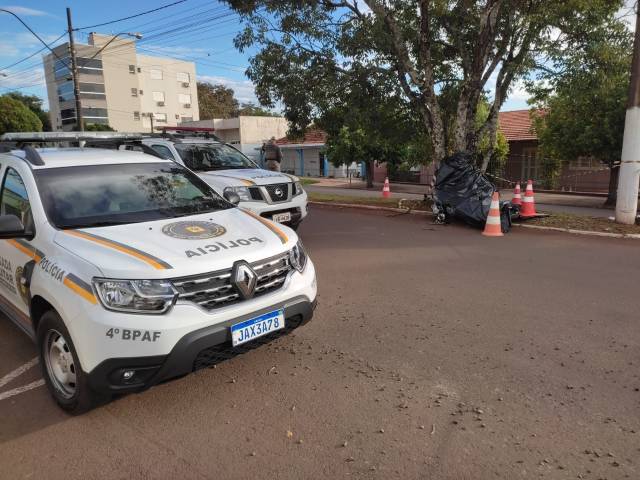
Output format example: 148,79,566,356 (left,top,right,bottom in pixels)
525,212,640,235
299,177,320,186
308,192,430,210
